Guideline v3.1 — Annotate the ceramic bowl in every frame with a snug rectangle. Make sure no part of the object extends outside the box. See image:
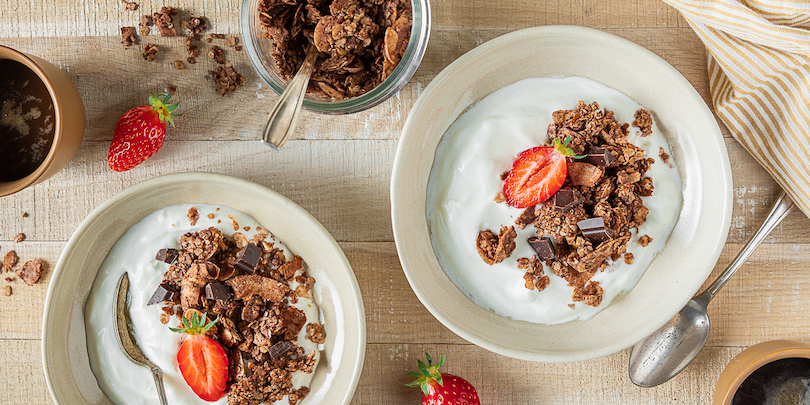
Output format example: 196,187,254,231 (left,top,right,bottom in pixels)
0,45,85,197
390,25,733,362
714,340,810,405
41,173,366,404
